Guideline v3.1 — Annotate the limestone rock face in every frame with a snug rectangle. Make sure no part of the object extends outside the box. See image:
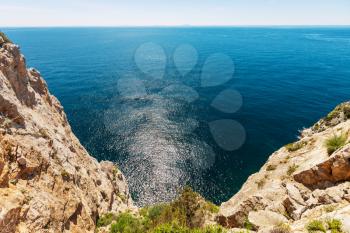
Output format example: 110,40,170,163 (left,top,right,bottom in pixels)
248,210,288,229
0,38,135,232
294,148,350,189
218,102,350,232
